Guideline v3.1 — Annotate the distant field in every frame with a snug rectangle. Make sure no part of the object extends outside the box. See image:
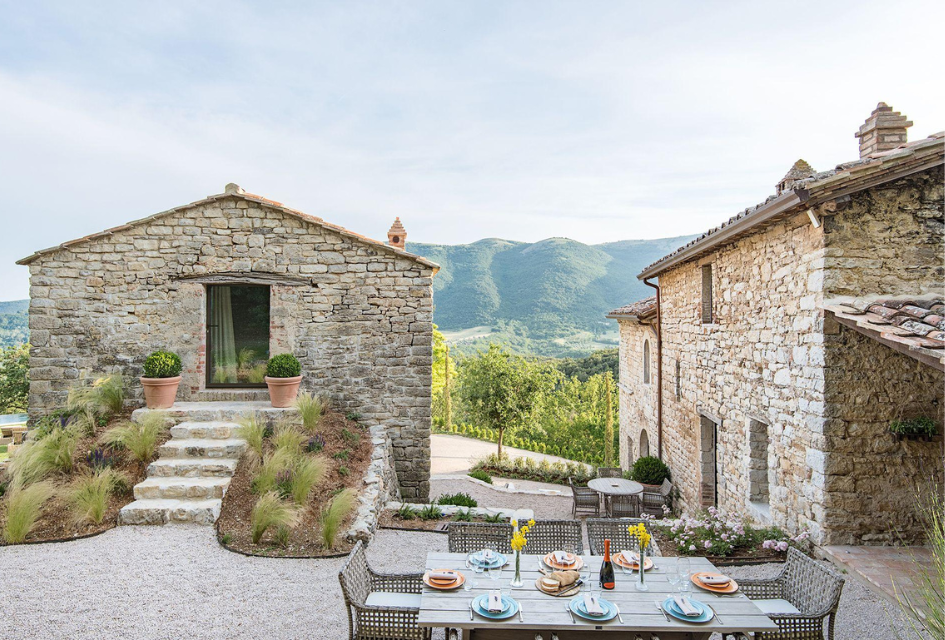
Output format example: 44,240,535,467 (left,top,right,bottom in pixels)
441,326,494,343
